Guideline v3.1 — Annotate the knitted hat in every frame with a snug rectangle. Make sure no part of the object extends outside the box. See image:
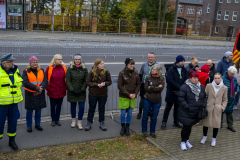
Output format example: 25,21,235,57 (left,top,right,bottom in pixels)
29,56,38,64
225,51,232,57
176,55,185,63
189,70,199,78
125,58,133,66
201,64,210,73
